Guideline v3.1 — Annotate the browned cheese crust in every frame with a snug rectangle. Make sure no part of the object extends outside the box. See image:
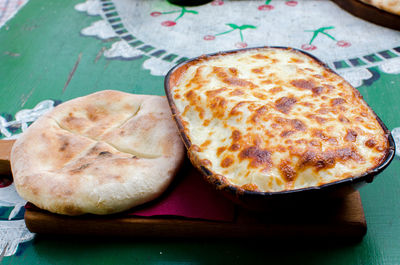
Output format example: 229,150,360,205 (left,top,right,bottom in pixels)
168,48,390,192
